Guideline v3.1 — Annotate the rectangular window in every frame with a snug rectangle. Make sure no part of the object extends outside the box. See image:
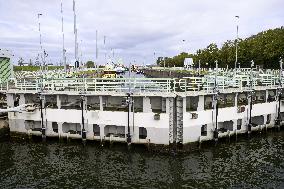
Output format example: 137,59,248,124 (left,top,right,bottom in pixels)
201,124,207,136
